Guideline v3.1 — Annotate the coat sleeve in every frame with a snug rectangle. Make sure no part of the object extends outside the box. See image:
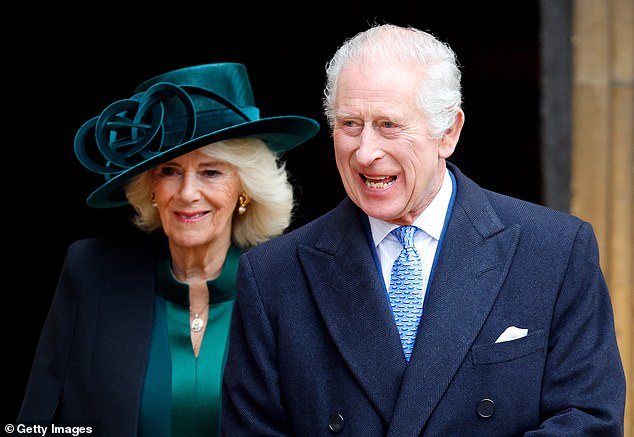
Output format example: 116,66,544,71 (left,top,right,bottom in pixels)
222,252,292,436
17,240,86,422
528,222,626,435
